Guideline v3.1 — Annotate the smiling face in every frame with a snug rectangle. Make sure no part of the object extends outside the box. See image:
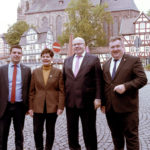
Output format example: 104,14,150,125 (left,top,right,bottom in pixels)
41,53,52,66
10,48,22,64
72,37,85,56
109,39,125,60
